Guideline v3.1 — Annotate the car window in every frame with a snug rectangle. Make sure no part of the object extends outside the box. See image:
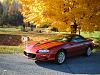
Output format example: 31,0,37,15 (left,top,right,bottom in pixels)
71,35,85,43
54,37,71,42
54,38,68,42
